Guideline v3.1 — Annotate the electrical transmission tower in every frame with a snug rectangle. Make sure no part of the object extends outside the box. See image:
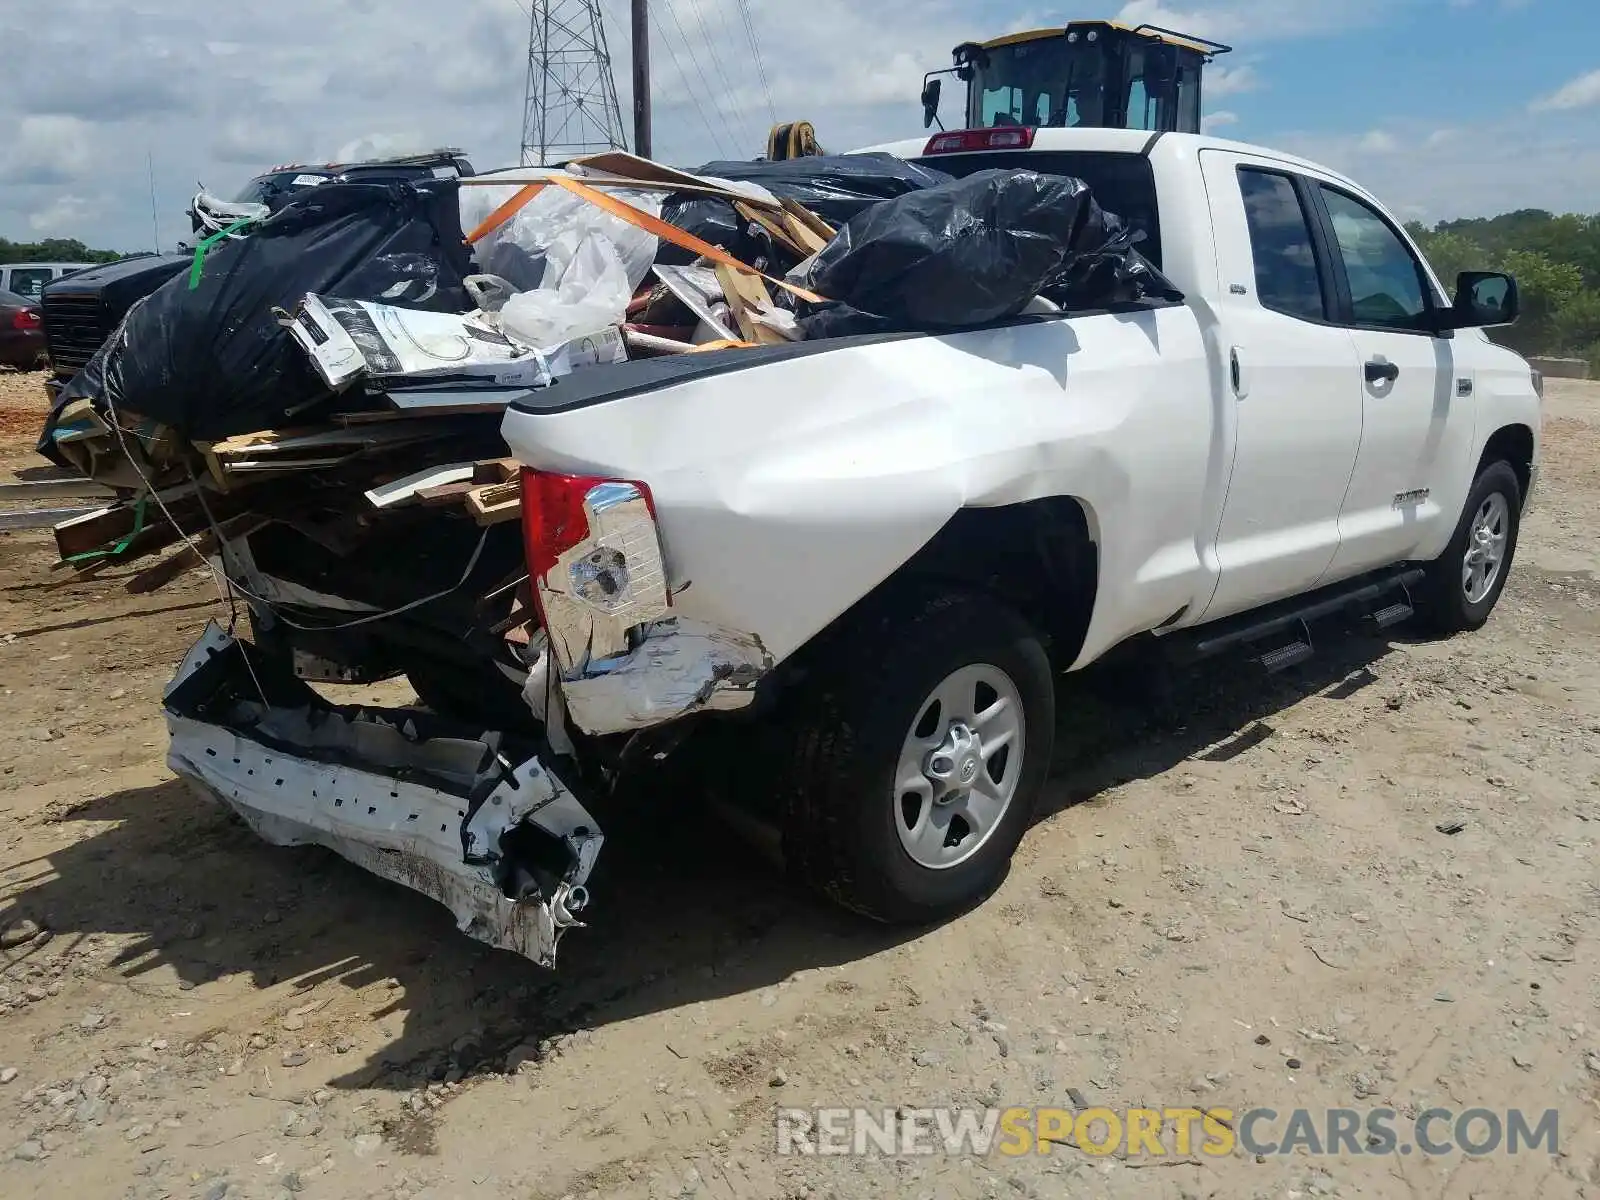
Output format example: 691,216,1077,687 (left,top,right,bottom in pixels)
521,0,629,165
